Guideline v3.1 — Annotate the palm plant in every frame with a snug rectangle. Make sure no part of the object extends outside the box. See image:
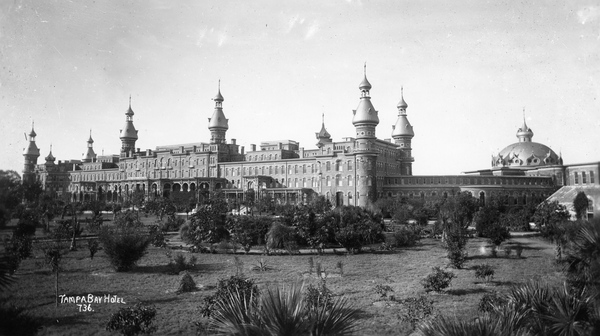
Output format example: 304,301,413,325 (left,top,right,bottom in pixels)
207,281,361,336
565,220,600,296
